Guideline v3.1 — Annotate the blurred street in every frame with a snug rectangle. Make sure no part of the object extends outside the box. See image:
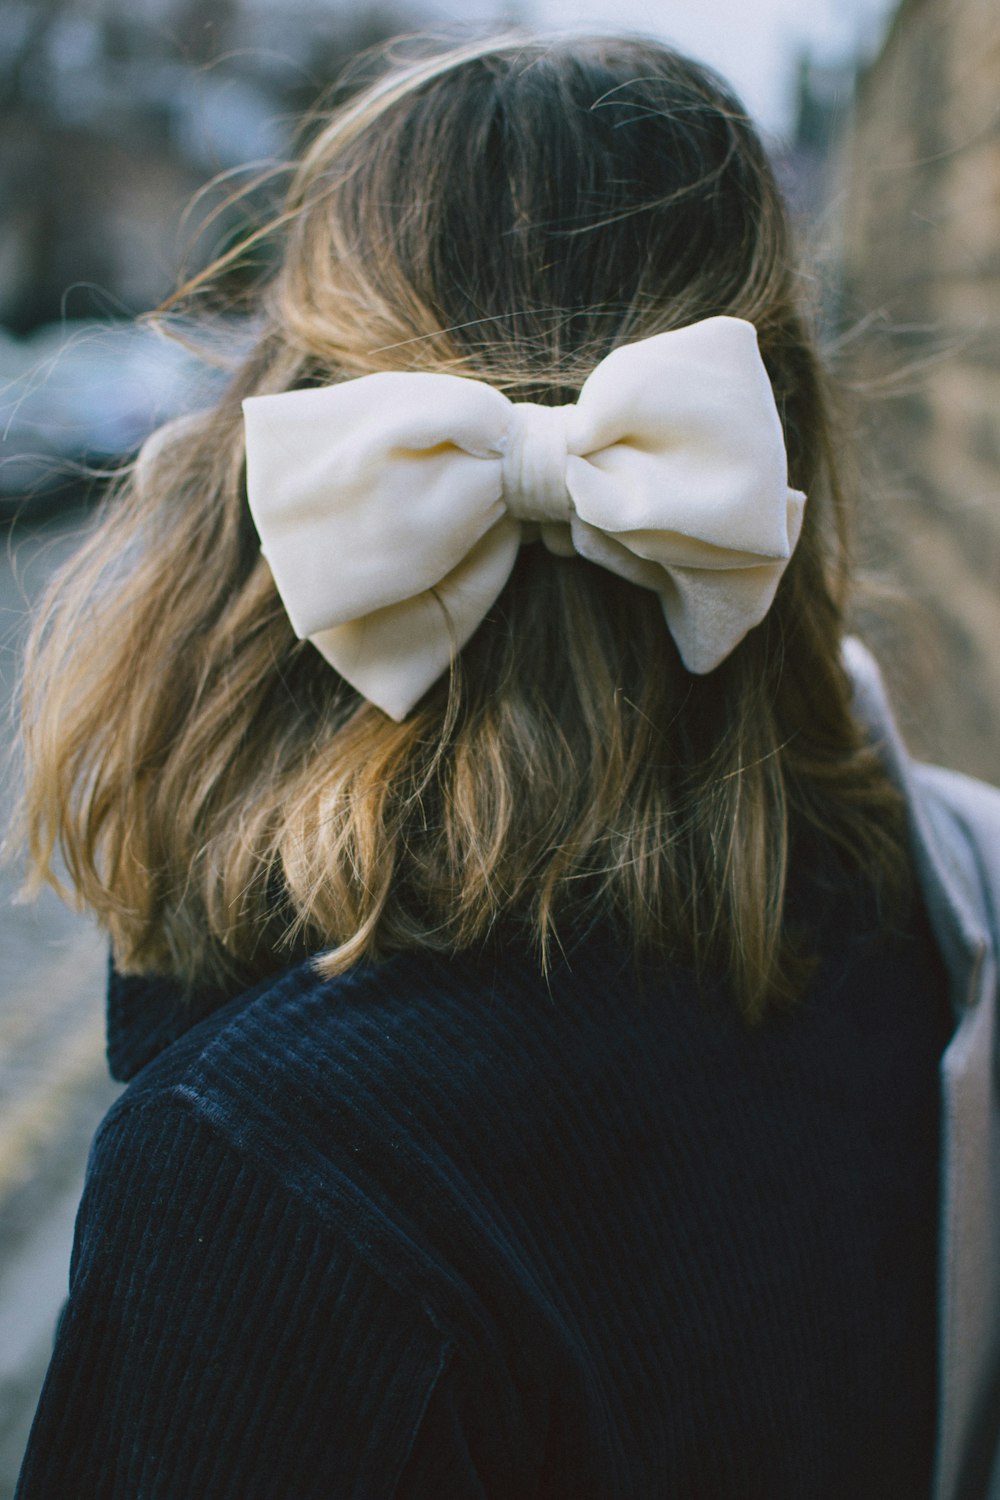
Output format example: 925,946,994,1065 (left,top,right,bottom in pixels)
0,512,115,1499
